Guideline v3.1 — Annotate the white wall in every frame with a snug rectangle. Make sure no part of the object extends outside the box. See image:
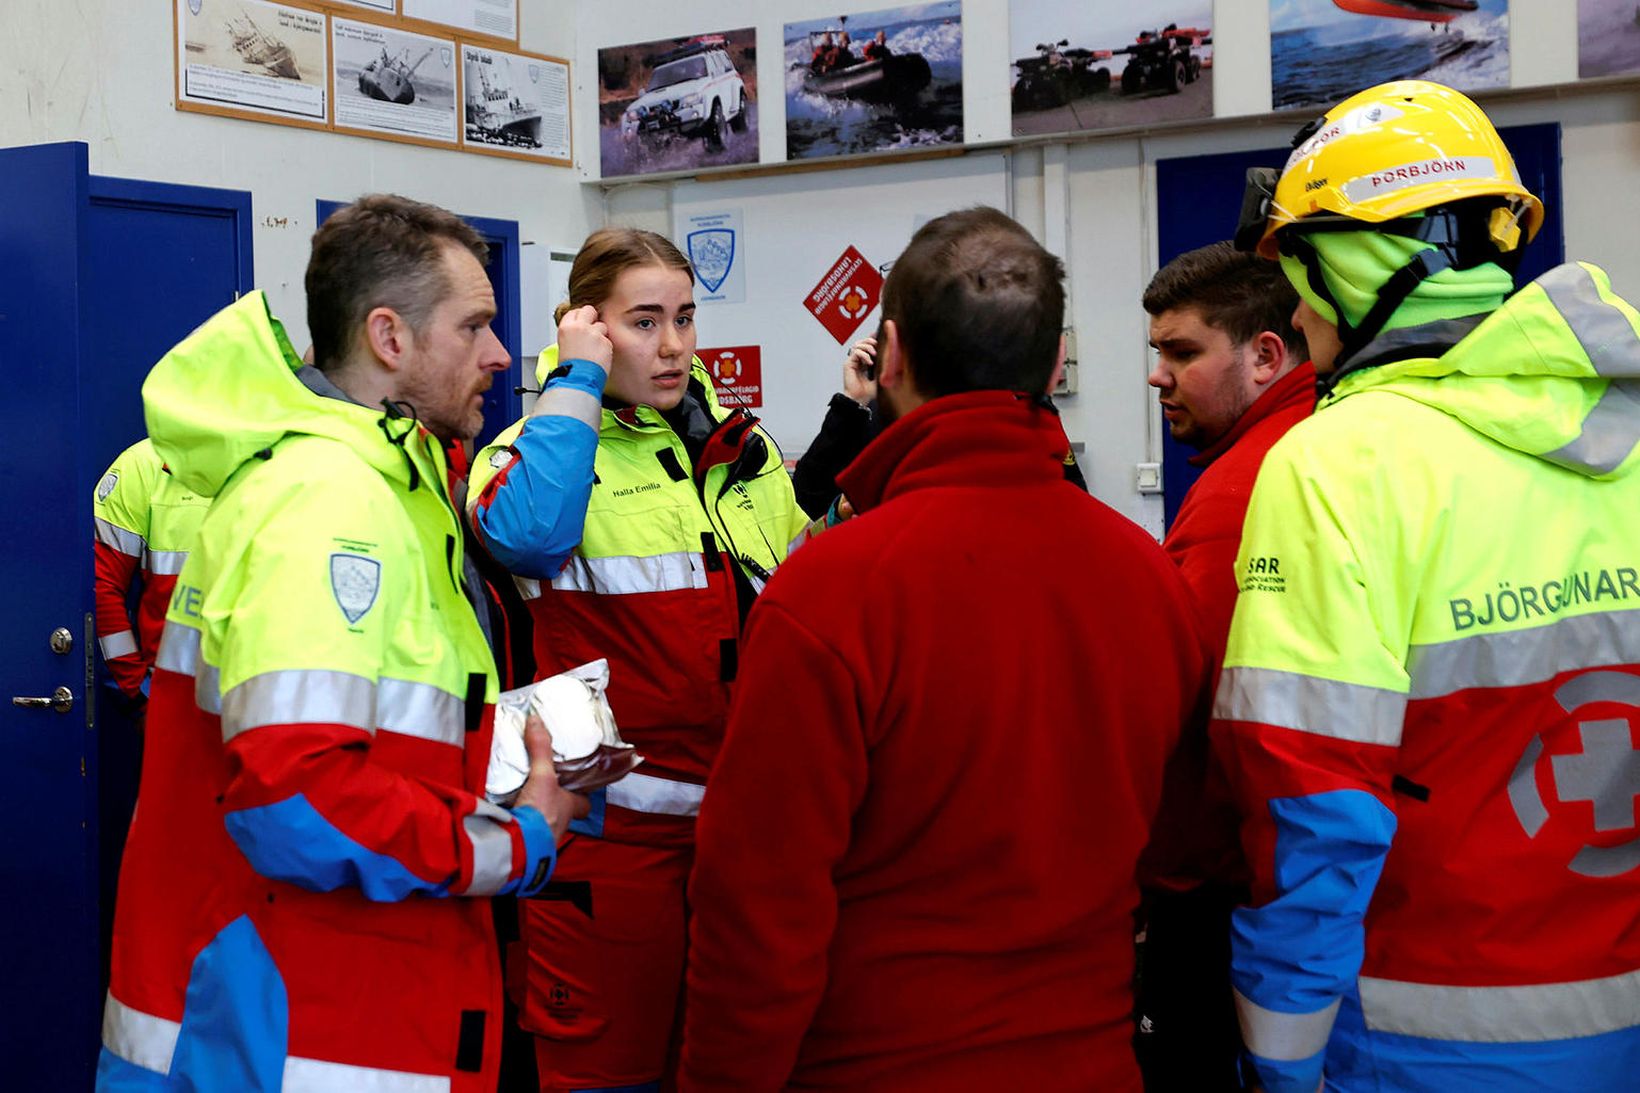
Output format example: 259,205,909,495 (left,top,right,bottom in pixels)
587,0,1640,537
0,0,599,354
